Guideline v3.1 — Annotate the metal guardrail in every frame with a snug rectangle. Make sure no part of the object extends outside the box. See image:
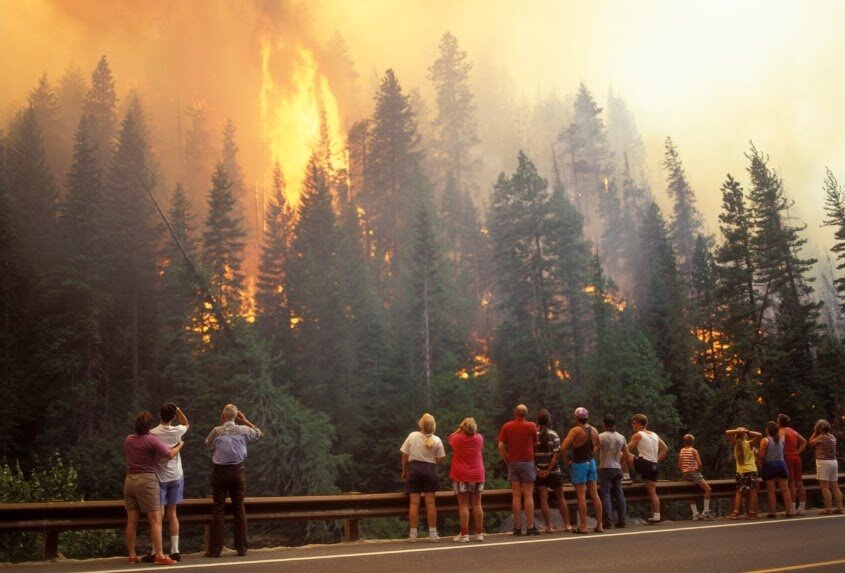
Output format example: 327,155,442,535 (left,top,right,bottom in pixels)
2,473,841,561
